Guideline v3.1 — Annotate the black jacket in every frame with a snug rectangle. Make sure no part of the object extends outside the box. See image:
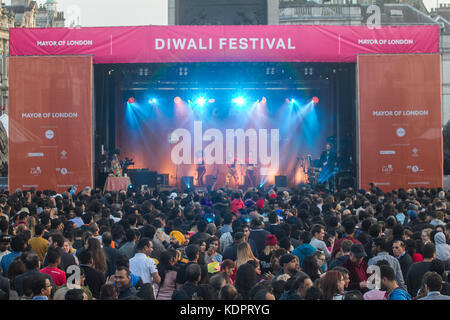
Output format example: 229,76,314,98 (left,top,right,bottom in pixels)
117,283,138,300
406,261,431,297
398,253,413,284
80,264,106,299
172,281,198,300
